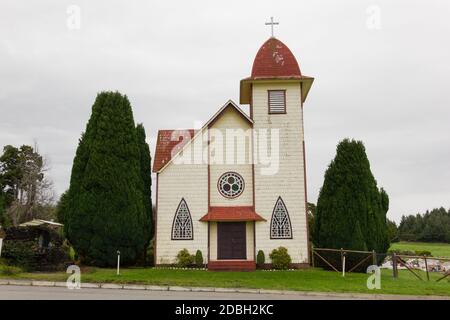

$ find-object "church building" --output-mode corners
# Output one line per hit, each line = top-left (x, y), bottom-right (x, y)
(153, 36), (314, 270)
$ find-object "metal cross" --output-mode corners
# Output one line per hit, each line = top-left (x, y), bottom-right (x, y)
(265, 17), (279, 37)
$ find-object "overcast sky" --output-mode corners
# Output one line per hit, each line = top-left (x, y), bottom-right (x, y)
(1, 0), (449, 222)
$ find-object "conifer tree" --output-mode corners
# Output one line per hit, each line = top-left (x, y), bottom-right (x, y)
(136, 123), (153, 246)
(65, 92), (147, 266)
(314, 139), (390, 254)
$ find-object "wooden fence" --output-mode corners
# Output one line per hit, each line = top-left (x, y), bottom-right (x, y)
(311, 246), (450, 282)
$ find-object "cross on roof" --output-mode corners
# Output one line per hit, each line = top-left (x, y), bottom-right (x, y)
(265, 17), (279, 38)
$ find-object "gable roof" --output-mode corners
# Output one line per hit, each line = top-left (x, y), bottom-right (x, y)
(153, 129), (196, 172)
(153, 100), (252, 173)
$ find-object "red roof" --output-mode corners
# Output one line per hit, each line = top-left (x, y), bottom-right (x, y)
(251, 37), (302, 79)
(200, 206), (265, 222)
(153, 129), (196, 172)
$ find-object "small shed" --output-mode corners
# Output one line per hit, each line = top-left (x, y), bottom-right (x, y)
(2, 219), (70, 271)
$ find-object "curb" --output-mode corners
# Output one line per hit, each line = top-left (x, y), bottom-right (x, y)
(1, 279), (449, 300)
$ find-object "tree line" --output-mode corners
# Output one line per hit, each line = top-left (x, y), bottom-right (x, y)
(396, 207), (450, 243)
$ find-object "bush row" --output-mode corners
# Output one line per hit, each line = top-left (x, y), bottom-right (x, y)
(176, 247), (293, 270)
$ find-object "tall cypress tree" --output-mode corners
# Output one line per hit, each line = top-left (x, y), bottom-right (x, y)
(65, 92), (147, 266)
(314, 139), (390, 254)
(136, 123), (153, 247)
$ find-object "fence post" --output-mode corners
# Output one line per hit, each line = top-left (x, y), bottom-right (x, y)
(340, 248), (345, 277)
(372, 250), (377, 266)
(311, 244), (315, 268)
(392, 253), (398, 279)
(424, 256), (430, 281)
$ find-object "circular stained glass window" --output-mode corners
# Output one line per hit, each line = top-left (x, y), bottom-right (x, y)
(218, 172), (245, 198)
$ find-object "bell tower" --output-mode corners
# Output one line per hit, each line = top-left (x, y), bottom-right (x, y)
(240, 36), (314, 266)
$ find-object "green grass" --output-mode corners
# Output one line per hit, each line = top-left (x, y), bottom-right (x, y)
(390, 242), (450, 257)
(1, 267), (449, 297)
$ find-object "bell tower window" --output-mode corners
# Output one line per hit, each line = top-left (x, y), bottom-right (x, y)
(268, 90), (286, 114)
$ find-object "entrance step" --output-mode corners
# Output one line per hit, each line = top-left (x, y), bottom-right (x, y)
(208, 260), (256, 271)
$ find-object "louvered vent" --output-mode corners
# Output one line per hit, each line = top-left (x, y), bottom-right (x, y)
(268, 90), (286, 114)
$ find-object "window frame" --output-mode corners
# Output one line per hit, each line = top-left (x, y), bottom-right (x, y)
(217, 171), (245, 199)
(268, 90), (287, 115)
(171, 198), (194, 240)
(270, 196), (293, 239)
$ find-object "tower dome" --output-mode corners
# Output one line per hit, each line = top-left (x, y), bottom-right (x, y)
(240, 37), (313, 105)
(251, 37), (302, 79)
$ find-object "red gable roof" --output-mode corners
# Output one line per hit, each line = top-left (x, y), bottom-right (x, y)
(200, 206), (265, 222)
(153, 129), (196, 172)
(251, 37), (302, 79)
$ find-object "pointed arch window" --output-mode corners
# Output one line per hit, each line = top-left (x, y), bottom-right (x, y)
(270, 197), (292, 239)
(171, 198), (193, 240)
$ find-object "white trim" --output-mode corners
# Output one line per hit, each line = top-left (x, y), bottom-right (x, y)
(156, 100), (253, 173)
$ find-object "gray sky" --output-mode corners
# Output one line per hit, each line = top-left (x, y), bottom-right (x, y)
(1, 0), (449, 223)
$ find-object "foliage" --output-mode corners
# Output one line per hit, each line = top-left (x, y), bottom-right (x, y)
(176, 249), (195, 267)
(256, 250), (265, 267)
(0, 193), (8, 227)
(56, 190), (68, 225)
(269, 247), (292, 270)
(387, 219), (398, 243)
(0, 264), (22, 276)
(65, 92), (150, 267)
(136, 124), (153, 247)
(0, 144), (55, 225)
(1, 240), (39, 271)
(398, 207), (450, 243)
(195, 250), (204, 267)
(307, 202), (316, 242)
(388, 249), (416, 256)
(144, 240), (154, 267)
(415, 250), (432, 257)
(1, 227), (70, 271)
(389, 242), (450, 258)
(314, 139), (390, 257)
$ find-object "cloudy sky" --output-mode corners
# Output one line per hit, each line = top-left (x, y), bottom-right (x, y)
(1, 0), (449, 222)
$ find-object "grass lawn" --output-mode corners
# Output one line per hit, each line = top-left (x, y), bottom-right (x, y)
(1, 267), (449, 297)
(390, 242), (450, 257)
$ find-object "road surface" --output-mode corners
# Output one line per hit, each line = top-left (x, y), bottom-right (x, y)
(0, 285), (350, 300)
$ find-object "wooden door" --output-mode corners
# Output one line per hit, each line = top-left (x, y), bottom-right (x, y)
(217, 222), (246, 260)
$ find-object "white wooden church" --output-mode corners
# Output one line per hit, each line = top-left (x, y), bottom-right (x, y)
(153, 34), (314, 270)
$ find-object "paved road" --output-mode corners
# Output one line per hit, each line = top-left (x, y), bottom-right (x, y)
(0, 285), (349, 300)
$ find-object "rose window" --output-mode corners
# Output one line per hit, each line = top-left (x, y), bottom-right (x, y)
(218, 172), (244, 199)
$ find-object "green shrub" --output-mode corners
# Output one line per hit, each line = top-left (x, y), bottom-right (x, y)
(0, 265), (22, 276)
(388, 249), (416, 256)
(256, 250), (265, 267)
(145, 241), (154, 267)
(269, 247), (291, 270)
(195, 250), (204, 267)
(176, 249), (195, 267)
(1, 240), (39, 271)
(415, 250), (432, 257)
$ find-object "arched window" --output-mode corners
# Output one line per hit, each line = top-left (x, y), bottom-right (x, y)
(171, 198), (193, 240)
(270, 197), (292, 239)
